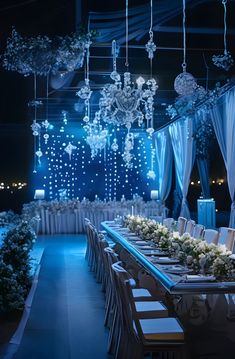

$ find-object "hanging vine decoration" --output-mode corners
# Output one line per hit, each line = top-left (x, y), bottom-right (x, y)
(193, 116), (215, 160)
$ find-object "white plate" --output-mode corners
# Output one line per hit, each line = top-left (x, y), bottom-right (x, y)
(164, 265), (192, 274)
(134, 241), (148, 245)
(153, 257), (180, 264)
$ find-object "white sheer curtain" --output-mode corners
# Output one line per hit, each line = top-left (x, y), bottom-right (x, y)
(169, 117), (195, 219)
(154, 128), (173, 203)
(210, 87), (235, 227)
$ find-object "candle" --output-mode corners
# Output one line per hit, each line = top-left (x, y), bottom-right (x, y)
(151, 190), (159, 200)
(131, 205), (134, 216)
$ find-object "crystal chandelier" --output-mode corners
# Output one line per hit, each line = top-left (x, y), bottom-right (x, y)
(76, 43), (108, 158)
(98, 54), (157, 131)
(83, 111), (108, 159)
(95, 0), (157, 168)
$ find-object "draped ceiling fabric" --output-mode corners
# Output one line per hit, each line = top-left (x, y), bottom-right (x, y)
(169, 117), (195, 219)
(88, 0), (226, 43)
(210, 87), (235, 228)
(154, 128), (173, 204)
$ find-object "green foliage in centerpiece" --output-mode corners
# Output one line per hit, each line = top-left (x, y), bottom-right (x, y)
(123, 215), (235, 278)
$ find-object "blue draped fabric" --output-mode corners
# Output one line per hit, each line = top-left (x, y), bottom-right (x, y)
(89, 0), (213, 43)
(169, 117), (195, 219)
(154, 128), (173, 204)
(210, 87), (235, 228)
(197, 158), (210, 199)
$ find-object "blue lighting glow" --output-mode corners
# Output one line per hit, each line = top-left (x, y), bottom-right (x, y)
(32, 123), (156, 201)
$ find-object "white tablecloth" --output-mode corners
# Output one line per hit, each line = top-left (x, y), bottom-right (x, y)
(34, 204), (164, 234)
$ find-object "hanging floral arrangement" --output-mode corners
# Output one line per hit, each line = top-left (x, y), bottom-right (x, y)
(54, 30), (92, 72)
(1, 27), (95, 77)
(2, 28), (54, 76)
(193, 117), (215, 159)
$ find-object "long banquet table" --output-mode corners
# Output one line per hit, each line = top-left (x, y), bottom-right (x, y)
(102, 221), (235, 295)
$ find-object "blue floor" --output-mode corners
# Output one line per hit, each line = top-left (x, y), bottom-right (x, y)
(12, 235), (111, 359)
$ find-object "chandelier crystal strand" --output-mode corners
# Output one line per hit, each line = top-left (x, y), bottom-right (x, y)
(212, 0), (234, 71)
(42, 73), (50, 145)
(31, 73), (42, 172)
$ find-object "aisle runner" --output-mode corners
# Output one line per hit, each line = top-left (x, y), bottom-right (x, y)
(3, 235), (111, 359)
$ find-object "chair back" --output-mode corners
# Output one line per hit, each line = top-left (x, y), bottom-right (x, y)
(184, 220), (196, 236)
(177, 217), (187, 235)
(218, 227), (235, 252)
(203, 229), (219, 245)
(192, 224), (204, 239)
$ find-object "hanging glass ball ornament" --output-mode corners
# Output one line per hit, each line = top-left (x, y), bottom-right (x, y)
(111, 138), (119, 152)
(110, 71), (121, 82)
(174, 71), (198, 96)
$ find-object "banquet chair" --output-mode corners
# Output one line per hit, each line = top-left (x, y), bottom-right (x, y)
(97, 236), (109, 287)
(218, 227), (235, 252)
(184, 220), (196, 236)
(112, 262), (185, 359)
(192, 223), (205, 239)
(203, 229), (219, 245)
(104, 251), (138, 355)
(163, 217), (175, 230)
(177, 217), (187, 235)
(84, 218), (91, 261)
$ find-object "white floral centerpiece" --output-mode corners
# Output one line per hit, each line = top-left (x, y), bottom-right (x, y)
(122, 215), (235, 279)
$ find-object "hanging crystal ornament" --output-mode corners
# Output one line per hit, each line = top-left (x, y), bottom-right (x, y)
(111, 138), (119, 152)
(212, 0), (234, 71)
(145, 0), (156, 60)
(62, 110), (68, 125)
(84, 111), (108, 158)
(76, 37), (108, 158)
(44, 74), (50, 144)
(31, 121), (41, 136)
(64, 142), (77, 160)
(147, 147), (156, 180)
(174, 0), (198, 96)
(122, 131), (134, 169)
(31, 73), (41, 173)
(76, 42), (93, 125)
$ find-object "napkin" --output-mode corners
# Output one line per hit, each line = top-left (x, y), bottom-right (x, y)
(185, 275), (216, 282)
